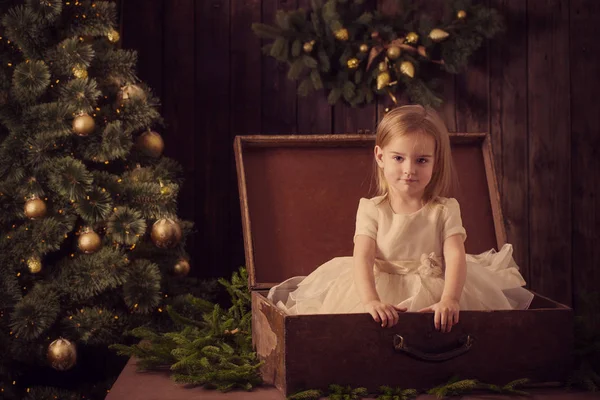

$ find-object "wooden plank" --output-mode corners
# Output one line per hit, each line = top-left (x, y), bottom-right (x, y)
(489, 0), (530, 286)
(297, 0), (332, 135)
(163, 0), (196, 273)
(121, 0), (164, 102)
(456, 0), (490, 133)
(569, 0), (600, 310)
(261, 0), (298, 135)
(527, 0), (571, 306)
(195, 0), (232, 278)
(227, 0), (263, 279)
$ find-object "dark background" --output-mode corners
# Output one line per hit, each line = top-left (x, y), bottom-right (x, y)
(119, 0), (599, 310)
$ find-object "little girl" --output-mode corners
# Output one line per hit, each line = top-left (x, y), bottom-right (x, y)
(267, 104), (534, 333)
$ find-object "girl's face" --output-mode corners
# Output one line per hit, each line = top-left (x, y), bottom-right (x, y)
(375, 131), (436, 198)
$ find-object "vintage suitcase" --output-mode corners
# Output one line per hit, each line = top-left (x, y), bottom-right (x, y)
(233, 133), (573, 397)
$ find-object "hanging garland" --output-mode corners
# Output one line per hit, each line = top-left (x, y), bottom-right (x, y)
(252, 0), (505, 108)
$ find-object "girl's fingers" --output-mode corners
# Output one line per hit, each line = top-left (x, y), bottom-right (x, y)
(440, 311), (447, 332)
(434, 310), (441, 331)
(369, 310), (380, 323)
(378, 309), (388, 327)
(385, 308), (395, 327)
(445, 313), (453, 333)
(385, 307), (397, 327)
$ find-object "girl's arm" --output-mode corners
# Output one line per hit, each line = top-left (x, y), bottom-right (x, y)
(441, 234), (467, 301)
(353, 235), (379, 304)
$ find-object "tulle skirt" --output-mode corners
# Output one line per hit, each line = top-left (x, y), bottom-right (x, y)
(267, 243), (534, 315)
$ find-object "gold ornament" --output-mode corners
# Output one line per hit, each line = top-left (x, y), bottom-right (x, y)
(72, 65), (88, 79)
(405, 32), (419, 44)
(418, 46), (428, 58)
(159, 181), (171, 195)
(378, 61), (388, 72)
(334, 28), (349, 41)
(47, 338), (77, 371)
(457, 10), (467, 19)
(107, 28), (120, 43)
(151, 218), (182, 249)
(117, 84), (147, 103)
(400, 61), (415, 78)
(27, 255), (42, 274)
(303, 40), (315, 53)
(24, 197), (47, 219)
(78, 228), (102, 254)
(173, 259), (191, 277)
(72, 113), (95, 136)
(359, 44), (369, 53)
(347, 58), (359, 69)
(429, 28), (450, 42)
(135, 130), (164, 158)
(376, 71), (391, 90)
(384, 107), (391, 113)
(386, 46), (401, 60)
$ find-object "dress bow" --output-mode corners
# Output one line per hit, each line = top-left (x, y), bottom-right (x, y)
(418, 252), (444, 277)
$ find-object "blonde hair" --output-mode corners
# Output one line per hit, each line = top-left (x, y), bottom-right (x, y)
(372, 104), (458, 204)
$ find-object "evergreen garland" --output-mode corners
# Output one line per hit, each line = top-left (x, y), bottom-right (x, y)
(111, 267), (264, 392)
(252, 0), (505, 108)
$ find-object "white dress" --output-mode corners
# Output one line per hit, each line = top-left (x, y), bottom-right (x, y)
(267, 196), (534, 314)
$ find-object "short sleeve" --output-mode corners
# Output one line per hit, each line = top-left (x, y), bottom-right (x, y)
(353, 198), (378, 242)
(442, 198), (467, 242)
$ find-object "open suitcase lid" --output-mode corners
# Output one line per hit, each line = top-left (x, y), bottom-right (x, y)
(234, 134), (506, 290)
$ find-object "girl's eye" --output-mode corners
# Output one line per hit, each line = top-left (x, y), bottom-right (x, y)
(417, 158), (428, 164)
(393, 156), (403, 161)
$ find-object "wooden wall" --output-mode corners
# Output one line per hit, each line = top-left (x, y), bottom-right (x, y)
(121, 0), (600, 309)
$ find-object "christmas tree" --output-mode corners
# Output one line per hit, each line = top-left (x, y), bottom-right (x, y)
(0, 1), (197, 398)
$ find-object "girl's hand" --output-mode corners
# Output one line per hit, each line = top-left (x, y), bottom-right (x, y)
(418, 298), (460, 333)
(364, 300), (407, 328)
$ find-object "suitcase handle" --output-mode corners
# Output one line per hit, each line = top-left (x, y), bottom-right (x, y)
(393, 334), (473, 362)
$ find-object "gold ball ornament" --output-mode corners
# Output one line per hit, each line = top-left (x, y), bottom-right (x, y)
(378, 61), (388, 72)
(173, 259), (191, 277)
(72, 113), (95, 136)
(384, 107), (391, 114)
(118, 84), (147, 103)
(400, 61), (415, 78)
(303, 40), (315, 53)
(457, 10), (467, 20)
(334, 28), (349, 41)
(405, 32), (419, 44)
(107, 28), (120, 43)
(386, 46), (401, 60)
(376, 71), (391, 90)
(27, 255), (42, 274)
(78, 229), (102, 254)
(135, 130), (164, 158)
(47, 338), (77, 371)
(429, 28), (450, 42)
(347, 58), (359, 69)
(24, 197), (47, 219)
(151, 218), (182, 249)
(72, 65), (88, 79)
(359, 44), (369, 53)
